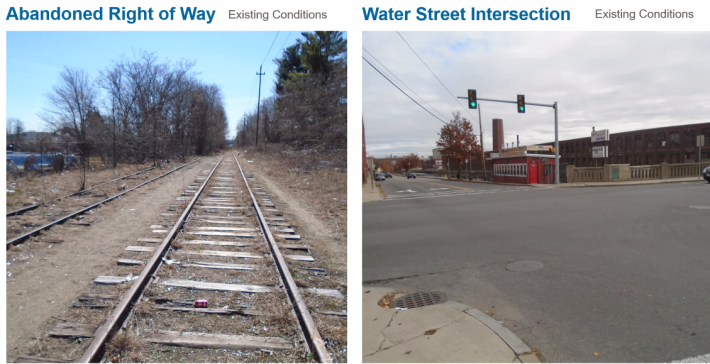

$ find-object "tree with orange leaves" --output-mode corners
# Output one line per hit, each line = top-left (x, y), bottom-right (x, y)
(436, 111), (481, 178)
(398, 153), (421, 174)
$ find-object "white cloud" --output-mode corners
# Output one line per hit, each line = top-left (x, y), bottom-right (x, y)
(363, 32), (710, 157)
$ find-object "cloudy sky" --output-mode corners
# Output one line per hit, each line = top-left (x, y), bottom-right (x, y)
(363, 32), (710, 158)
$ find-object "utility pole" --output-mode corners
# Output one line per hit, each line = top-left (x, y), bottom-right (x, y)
(255, 65), (265, 147)
(478, 104), (486, 181)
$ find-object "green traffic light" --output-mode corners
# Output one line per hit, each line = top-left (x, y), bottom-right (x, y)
(471, 102), (476, 107)
(520, 106), (524, 111)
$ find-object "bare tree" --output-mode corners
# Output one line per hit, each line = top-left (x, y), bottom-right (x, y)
(6, 118), (24, 145)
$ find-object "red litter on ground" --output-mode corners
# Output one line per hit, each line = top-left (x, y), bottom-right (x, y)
(195, 299), (208, 308)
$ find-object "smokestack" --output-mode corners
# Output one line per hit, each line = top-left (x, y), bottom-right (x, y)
(492, 119), (504, 153)
(517, 135), (519, 147)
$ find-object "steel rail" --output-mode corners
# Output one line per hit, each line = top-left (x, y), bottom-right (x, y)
(6, 160), (199, 248)
(78, 156), (222, 363)
(233, 152), (333, 363)
(6, 166), (157, 217)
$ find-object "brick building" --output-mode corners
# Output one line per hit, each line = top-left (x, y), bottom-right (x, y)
(544, 122), (710, 167)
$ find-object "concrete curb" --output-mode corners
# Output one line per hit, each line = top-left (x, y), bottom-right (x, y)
(444, 301), (533, 356)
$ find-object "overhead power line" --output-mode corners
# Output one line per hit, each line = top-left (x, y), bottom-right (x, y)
(363, 56), (447, 124)
(261, 31), (281, 66)
(396, 31), (479, 124)
(363, 47), (449, 121)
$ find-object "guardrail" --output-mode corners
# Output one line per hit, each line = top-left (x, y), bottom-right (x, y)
(670, 162), (710, 178)
(630, 165), (661, 180)
(573, 167), (604, 182)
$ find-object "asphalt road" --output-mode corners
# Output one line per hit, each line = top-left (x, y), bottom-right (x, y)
(364, 176), (710, 362)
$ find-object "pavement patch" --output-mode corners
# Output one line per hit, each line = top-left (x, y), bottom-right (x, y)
(506, 260), (545, 272)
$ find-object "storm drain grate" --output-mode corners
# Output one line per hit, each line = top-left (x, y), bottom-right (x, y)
(391, 292), (447, 309)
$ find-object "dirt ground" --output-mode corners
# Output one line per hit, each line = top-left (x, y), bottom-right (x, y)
(6, 163), (155, 210)
(5, 158), (211, 362)
(240, 152), (347, 269)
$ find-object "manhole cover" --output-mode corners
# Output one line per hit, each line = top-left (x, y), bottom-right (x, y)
(391, 292), (447, 309)
(506, 260), (544, 272)
(689, 205), (710, 210)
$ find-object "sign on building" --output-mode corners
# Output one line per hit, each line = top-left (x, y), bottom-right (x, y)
(592, 146), (608, 158)
(591, 129), (610, 142)
(526, 145), (553, 152)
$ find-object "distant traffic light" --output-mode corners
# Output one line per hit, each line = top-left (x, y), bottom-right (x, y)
(468, 89), (478, 109)
(517, 95), (525, 113)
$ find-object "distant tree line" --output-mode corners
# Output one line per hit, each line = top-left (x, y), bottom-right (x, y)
(236, 31), (347, 159)
(40, 50), (228, 168)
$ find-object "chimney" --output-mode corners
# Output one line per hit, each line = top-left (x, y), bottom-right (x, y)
(492, 119), (504, 153)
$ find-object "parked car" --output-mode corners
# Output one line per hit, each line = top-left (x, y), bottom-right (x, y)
(704, 166), (710, 183)
(385, 172), (393, 178)
(407, 173), (417, 179)
(375, 173), (386, 181)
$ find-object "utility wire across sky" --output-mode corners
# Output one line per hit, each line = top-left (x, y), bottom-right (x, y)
(363, 47), (449, 121)
(363, 56), (448, 124)
(396, 31), (480, 124)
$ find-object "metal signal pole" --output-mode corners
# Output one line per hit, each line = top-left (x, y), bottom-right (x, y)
(458, 95), (560, 184)
(478, 104), (486, 181)
(255, 65), (265, 147)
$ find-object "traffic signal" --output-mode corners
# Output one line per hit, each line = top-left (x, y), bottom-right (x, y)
(517, 95), (525, 113)
(468, 89), (478, 109)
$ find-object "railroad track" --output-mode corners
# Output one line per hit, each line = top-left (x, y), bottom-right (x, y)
(6, 160), (199, 248)
(14, 153), (344, 363)
(6, 166), (157, 217)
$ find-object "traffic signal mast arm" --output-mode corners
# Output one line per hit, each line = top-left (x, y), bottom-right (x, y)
(457, 96), (554, 107)
(456, 94), (560, 184)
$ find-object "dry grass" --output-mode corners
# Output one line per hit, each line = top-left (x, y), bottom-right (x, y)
(105, 332), (147, 363)
(243, 151), (347, 237)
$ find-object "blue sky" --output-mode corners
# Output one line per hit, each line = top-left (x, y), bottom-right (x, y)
(7, 31), (340, 138)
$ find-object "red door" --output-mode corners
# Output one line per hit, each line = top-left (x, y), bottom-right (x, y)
(529, 161), (538, 184)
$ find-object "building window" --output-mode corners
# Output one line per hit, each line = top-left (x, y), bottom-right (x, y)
(646, 153), (653, 165)
(617, 137), (623, 152)
(634, 135), (643, 151)
(657, 153), (666, 164)
(684, 129), (697, 147)
(670, 132), (681, 147)
(625, 136), (632, 150)
(565, 144), (570, 154)
(671, 152), (680, 164)
(634, 154), (641, 165)
(657, 133), (666, 148)
(702, 129), (710, 147)
(645, 134), (653, 149)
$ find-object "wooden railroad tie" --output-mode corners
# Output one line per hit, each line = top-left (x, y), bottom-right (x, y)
(144, 330), (294, 351)
(49, 322), (98, 338)
(159, 279), (271, 293)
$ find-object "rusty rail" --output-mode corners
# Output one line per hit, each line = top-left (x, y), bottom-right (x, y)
(6, 166), (157, 217)
(6, 160), (198, 247)
(77, 156), (221, 362)
(233, 152), (333, 363)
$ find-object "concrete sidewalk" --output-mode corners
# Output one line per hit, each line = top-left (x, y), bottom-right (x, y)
(363, 287), (540, 363)
(363, 182), (384, 203)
